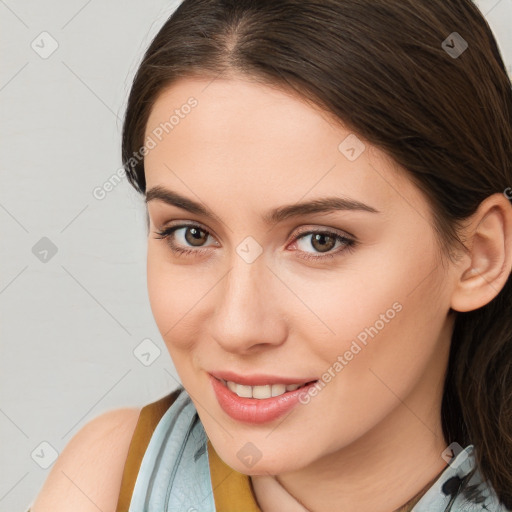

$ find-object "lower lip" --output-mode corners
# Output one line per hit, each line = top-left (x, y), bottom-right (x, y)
(209, 375), (318, 424)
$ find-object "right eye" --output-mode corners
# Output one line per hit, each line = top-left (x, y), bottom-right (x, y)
(153, 223), (219, 257)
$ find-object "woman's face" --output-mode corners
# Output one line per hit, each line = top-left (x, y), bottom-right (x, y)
(144, 76), (457, 475)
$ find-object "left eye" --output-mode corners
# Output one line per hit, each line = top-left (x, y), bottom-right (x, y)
(153, 224), (356, 261)
(291, 230), (356, 261)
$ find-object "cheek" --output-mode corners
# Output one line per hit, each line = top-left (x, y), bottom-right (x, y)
(146, 243), (215, 354)
(300, 237), (447, 383)
(146, 245), (189, 345)
(317, 282), (449, 454)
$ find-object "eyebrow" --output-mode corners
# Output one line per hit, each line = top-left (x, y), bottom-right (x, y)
(145, 185), (380, 224)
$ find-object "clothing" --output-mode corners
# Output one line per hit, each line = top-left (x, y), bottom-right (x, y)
(113, 386), (510, 512)
(117, 387), (258, 512)
(25, 386), (510, 512)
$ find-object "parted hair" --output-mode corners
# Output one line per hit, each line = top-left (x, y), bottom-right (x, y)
(121, 1), (512, 507)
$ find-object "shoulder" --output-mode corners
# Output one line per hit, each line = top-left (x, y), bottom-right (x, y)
(30, 406), (142, 512)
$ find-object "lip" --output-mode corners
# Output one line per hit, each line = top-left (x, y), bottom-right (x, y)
(209, 370), (318, 386)
(209, 373), (318, 424)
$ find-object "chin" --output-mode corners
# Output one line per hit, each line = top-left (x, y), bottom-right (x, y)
(230, 460), (292, 476)
(218, 445), (307, 476)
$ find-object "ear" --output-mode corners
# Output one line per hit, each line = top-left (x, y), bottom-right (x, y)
(450, 192), (512, 312)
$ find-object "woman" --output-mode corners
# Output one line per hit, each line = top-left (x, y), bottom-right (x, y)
(30, 0), (512, 511)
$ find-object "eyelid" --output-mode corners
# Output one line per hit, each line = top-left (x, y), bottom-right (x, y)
(291, 224), (355, 240)
(159, 220), (219, 243)
(153, 221), (357, 260)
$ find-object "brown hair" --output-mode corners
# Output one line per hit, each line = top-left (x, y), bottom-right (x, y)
(121, 0), (512, 507)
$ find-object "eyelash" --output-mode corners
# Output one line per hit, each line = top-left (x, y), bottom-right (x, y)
(153, 223), (357, 262)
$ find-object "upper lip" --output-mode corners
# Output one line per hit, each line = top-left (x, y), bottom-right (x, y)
(210, 371), (318, 386)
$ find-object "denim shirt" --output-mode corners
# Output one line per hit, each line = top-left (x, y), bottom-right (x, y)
(121, 388), (511, 512)
(28, 388), (507, 512)
(412, 443), (510, 511)
(120, 388), (511, 512)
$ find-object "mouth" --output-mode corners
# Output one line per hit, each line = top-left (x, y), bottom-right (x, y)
(208, 373), (320, 424)
(218, 378), (317, 399)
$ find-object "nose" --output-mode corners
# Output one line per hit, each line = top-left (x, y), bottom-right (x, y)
(209, 250), (287, 354)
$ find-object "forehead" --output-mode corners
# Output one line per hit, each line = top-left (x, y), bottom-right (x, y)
(145, 76), (343, 154)
(143, 76), (423, 216)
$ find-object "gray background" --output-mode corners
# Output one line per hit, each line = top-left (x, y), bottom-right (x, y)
(1, 1), (511, 511)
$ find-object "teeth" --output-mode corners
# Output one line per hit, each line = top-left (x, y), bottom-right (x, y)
(236, 384), (253, 398)
(222, 379), (309, 399)
(271, 384), (286, 397)
(253, 384), (272, 399)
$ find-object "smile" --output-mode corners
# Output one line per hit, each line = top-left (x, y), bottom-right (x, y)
(220, 379), (312, 399)
(209, 373), (320, 424)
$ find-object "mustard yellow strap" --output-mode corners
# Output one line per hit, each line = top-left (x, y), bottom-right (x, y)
(115, 388), (183, 512)
(207, 439), (262, 512)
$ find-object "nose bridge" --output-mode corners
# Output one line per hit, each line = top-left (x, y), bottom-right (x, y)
(227, 257), (264, 310)
(210, 244), (285, 352)
(221, 247), (269, 325)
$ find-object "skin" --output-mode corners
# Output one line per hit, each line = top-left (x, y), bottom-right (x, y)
(143, 75), (512, 512)
(31, 407), (141, 512)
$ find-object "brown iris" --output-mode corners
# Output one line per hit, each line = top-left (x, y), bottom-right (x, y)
(310, 233), (336, 253)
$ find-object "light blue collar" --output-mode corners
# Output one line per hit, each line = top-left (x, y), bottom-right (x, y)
(412, 442), (508, 511)
(128, 389), (215, 511)
(129, 388), (509, 512)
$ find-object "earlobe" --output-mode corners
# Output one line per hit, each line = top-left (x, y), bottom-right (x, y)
(450, 193), (512, 313)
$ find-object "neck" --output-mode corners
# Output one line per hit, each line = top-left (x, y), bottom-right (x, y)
(263, 463), (445, 512)
(391, 468), (446, 512)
